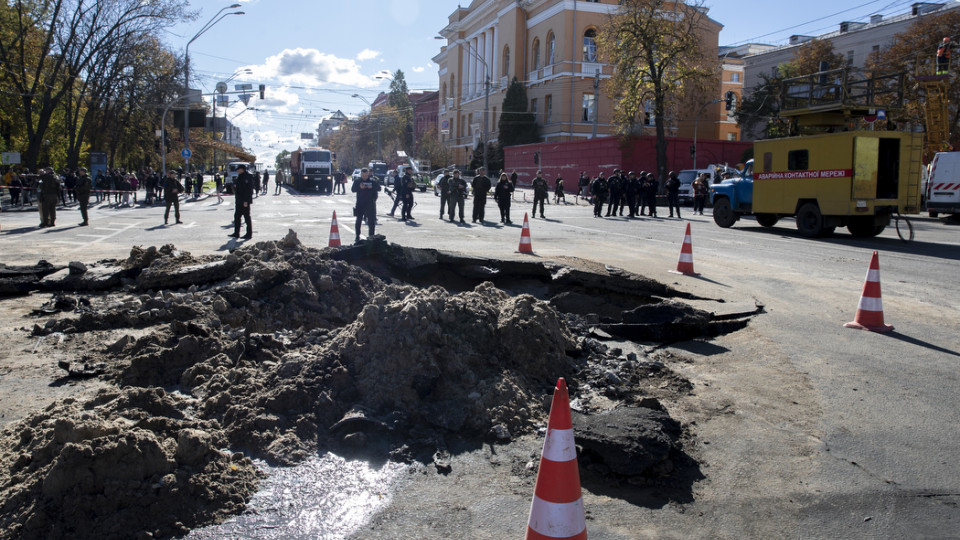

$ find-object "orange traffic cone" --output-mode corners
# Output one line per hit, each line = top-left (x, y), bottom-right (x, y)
(328, 211), (341, 247)
(518, 212), (534, 254)
(844, 251), (893, 333)
(670, 223), (699, 276)
(526, 378), (586, 540)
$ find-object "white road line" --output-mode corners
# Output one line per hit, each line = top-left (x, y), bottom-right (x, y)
(66, 222), (138, 254)
(77, 234), (108, 239)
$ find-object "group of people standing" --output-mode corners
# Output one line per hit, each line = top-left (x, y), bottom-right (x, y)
(583, 169), (690, 219)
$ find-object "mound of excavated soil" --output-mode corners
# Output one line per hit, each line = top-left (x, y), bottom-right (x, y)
(0, 232), (757, 538)
(0, 387), (261, 540)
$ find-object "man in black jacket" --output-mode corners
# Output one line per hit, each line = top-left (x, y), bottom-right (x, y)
(471, 167), (491, 223)
(352, 168), (381, 241)
(163, 170), (184, 224)
(229, 164), (254, 239)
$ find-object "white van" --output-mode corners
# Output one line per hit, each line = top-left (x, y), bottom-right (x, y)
(925, 152), (960, 217)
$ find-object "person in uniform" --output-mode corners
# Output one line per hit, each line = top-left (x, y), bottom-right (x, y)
(937, 37), (951, 75)
(400, 166), (416, 221)
(448, 170), (468, 223)
(471, 167), (491, 223)
(38, 168), (61, 227)
(643, 172), (659, 217)
(531, 170), (549, 218)
(494, 172), (515, 224)
(75, 168), (92, 226)
(163, 170), (184, 225)
(352, 167), (381, 241)
(437, 169), (452, 219)
(693, 173), (709, 215)
(229, 164), (254, 238)
(665, 170), (682, 219)
(605, 169), (622, 217)
(591, 173), (608, 218)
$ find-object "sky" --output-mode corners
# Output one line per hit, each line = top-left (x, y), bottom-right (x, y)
(163, 0), (929, 165)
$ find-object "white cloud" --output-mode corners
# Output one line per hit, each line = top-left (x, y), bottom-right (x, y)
(357, 49), (381, 61)
(243, 48), (379, 88)
(412, 66), (425, 73)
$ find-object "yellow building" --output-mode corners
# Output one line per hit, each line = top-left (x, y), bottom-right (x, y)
(434, 0), (727, 162)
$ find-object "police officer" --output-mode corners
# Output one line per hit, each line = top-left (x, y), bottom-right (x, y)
(554, 175), (566, 205)
(643, 172), (659, 217)
(437, 169), (452, 219)
(38, 168), (61, 227)
(388, 171), (405, 217)
(448, 170), (468, 223)
(494, 172), (515, 224)
(229, 164), (253, 238)
(591, 173), (608, 218)
(75, 167), (92, 226)
(471, 167), (491, 223)
(665, 170), (682, 218)
(400, 166), (416, 221)
(352, 167), (381, 241)
(531, 170), (549, 218)
(624, 171), (641, 218)
(163, 170), (184, 224)
(606, 169), (622, 217)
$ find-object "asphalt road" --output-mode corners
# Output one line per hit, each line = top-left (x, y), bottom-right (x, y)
(3, 186), (959, 537)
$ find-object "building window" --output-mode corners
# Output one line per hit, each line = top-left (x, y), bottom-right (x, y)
(492, 107), (497, 129)
(533, 38), (541, 70)
(731, 72), (740, 82)
(583, 29), (598, 62)
(582, 94), (596, 122)
(643, 100), (655, 125)
(531, 98), (538, 115)
(545, 95), (553, 123)
(846, 50), (855, 65)
(503, 46), (510, 78)
(547, 32), (556, 65)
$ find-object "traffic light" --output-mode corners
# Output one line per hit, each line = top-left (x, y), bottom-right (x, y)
(690, 145), (695, 159)
(724, 91), (734, 111)
(259, 84), (265, 100)
(533, 151), (540, 164)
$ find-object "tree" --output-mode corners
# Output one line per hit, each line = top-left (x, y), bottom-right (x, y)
(416, 127), (452, 169)
(737, 39), (846, 140)
(598, 0), (715, 181)
(498, 77), (538, 147)
(469, 141), (502, 172)
(868, 10), (960, 148)
(0, 0), (192, 168)
(388, 69), (413, 150)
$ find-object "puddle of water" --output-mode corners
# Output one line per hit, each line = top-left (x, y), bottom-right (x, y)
(188, 452), (405, 540)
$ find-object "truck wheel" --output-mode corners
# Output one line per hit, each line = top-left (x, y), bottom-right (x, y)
(713, 197), (737, 228)
(756, 214), (779, 227)
(847, 217), (880, 237)
(929, 211), (939, 218)
(796, 203), (824, 237)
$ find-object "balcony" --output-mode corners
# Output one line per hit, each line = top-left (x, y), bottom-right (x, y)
(581, 62), (601, 76)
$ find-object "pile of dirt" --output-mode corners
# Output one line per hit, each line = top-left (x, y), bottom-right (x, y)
(0, 387), (261, 540)
(0, 233), (759, 537)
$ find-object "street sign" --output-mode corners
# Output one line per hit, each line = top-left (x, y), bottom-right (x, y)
(239, 93), (251, 106)
(300, 133), (314, 140)
(441, 120), (450, 131)
(181, 148), (192, 159)
(2, 152), (21, 165)
(186, 88), (202, 104)
(877, 109), (887, 121)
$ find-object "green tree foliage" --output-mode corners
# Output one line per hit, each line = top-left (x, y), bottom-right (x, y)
(597, 0), (715, 181)
(388, 69), (414, 150)
(469, 141), (503, 172)
(498, 77), (538, 148)
(416, 127), (453, 170)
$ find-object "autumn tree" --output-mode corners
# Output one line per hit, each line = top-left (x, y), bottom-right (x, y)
(597, 0), (715, 181)
(498, 77), (538, 147)
(737, 39), (846, 140)
(0, 0), (192, 168)
(416, 127), (453, 169)
(387, 69), (414, 151)
(868, 10), (960, 148)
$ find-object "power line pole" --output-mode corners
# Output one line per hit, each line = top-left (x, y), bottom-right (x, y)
(483, 75), (490, 172)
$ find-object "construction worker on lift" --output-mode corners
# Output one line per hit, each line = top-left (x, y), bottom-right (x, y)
(937, 37), (951, 75)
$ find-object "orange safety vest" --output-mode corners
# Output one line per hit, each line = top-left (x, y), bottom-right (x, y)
(938, 43), (951, 59)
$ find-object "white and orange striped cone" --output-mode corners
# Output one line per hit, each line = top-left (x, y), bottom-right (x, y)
(525, 378), (586, 540)
(328, 211), (341, 247)
(844, 251), (893, 333)
(669, 223), (699, 276)
(518, 212), (534, 254)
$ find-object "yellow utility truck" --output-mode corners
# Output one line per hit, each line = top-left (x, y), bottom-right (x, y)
(711, 68), (923, 237)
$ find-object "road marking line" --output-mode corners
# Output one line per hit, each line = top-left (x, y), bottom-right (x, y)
(77, 234), (107, 238)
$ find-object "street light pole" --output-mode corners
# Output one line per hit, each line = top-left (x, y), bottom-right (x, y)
(693, 98), (723, 169)
(183, 4), (243, 174)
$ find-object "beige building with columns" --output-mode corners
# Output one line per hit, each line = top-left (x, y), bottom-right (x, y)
(433, 0), (726, 163)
